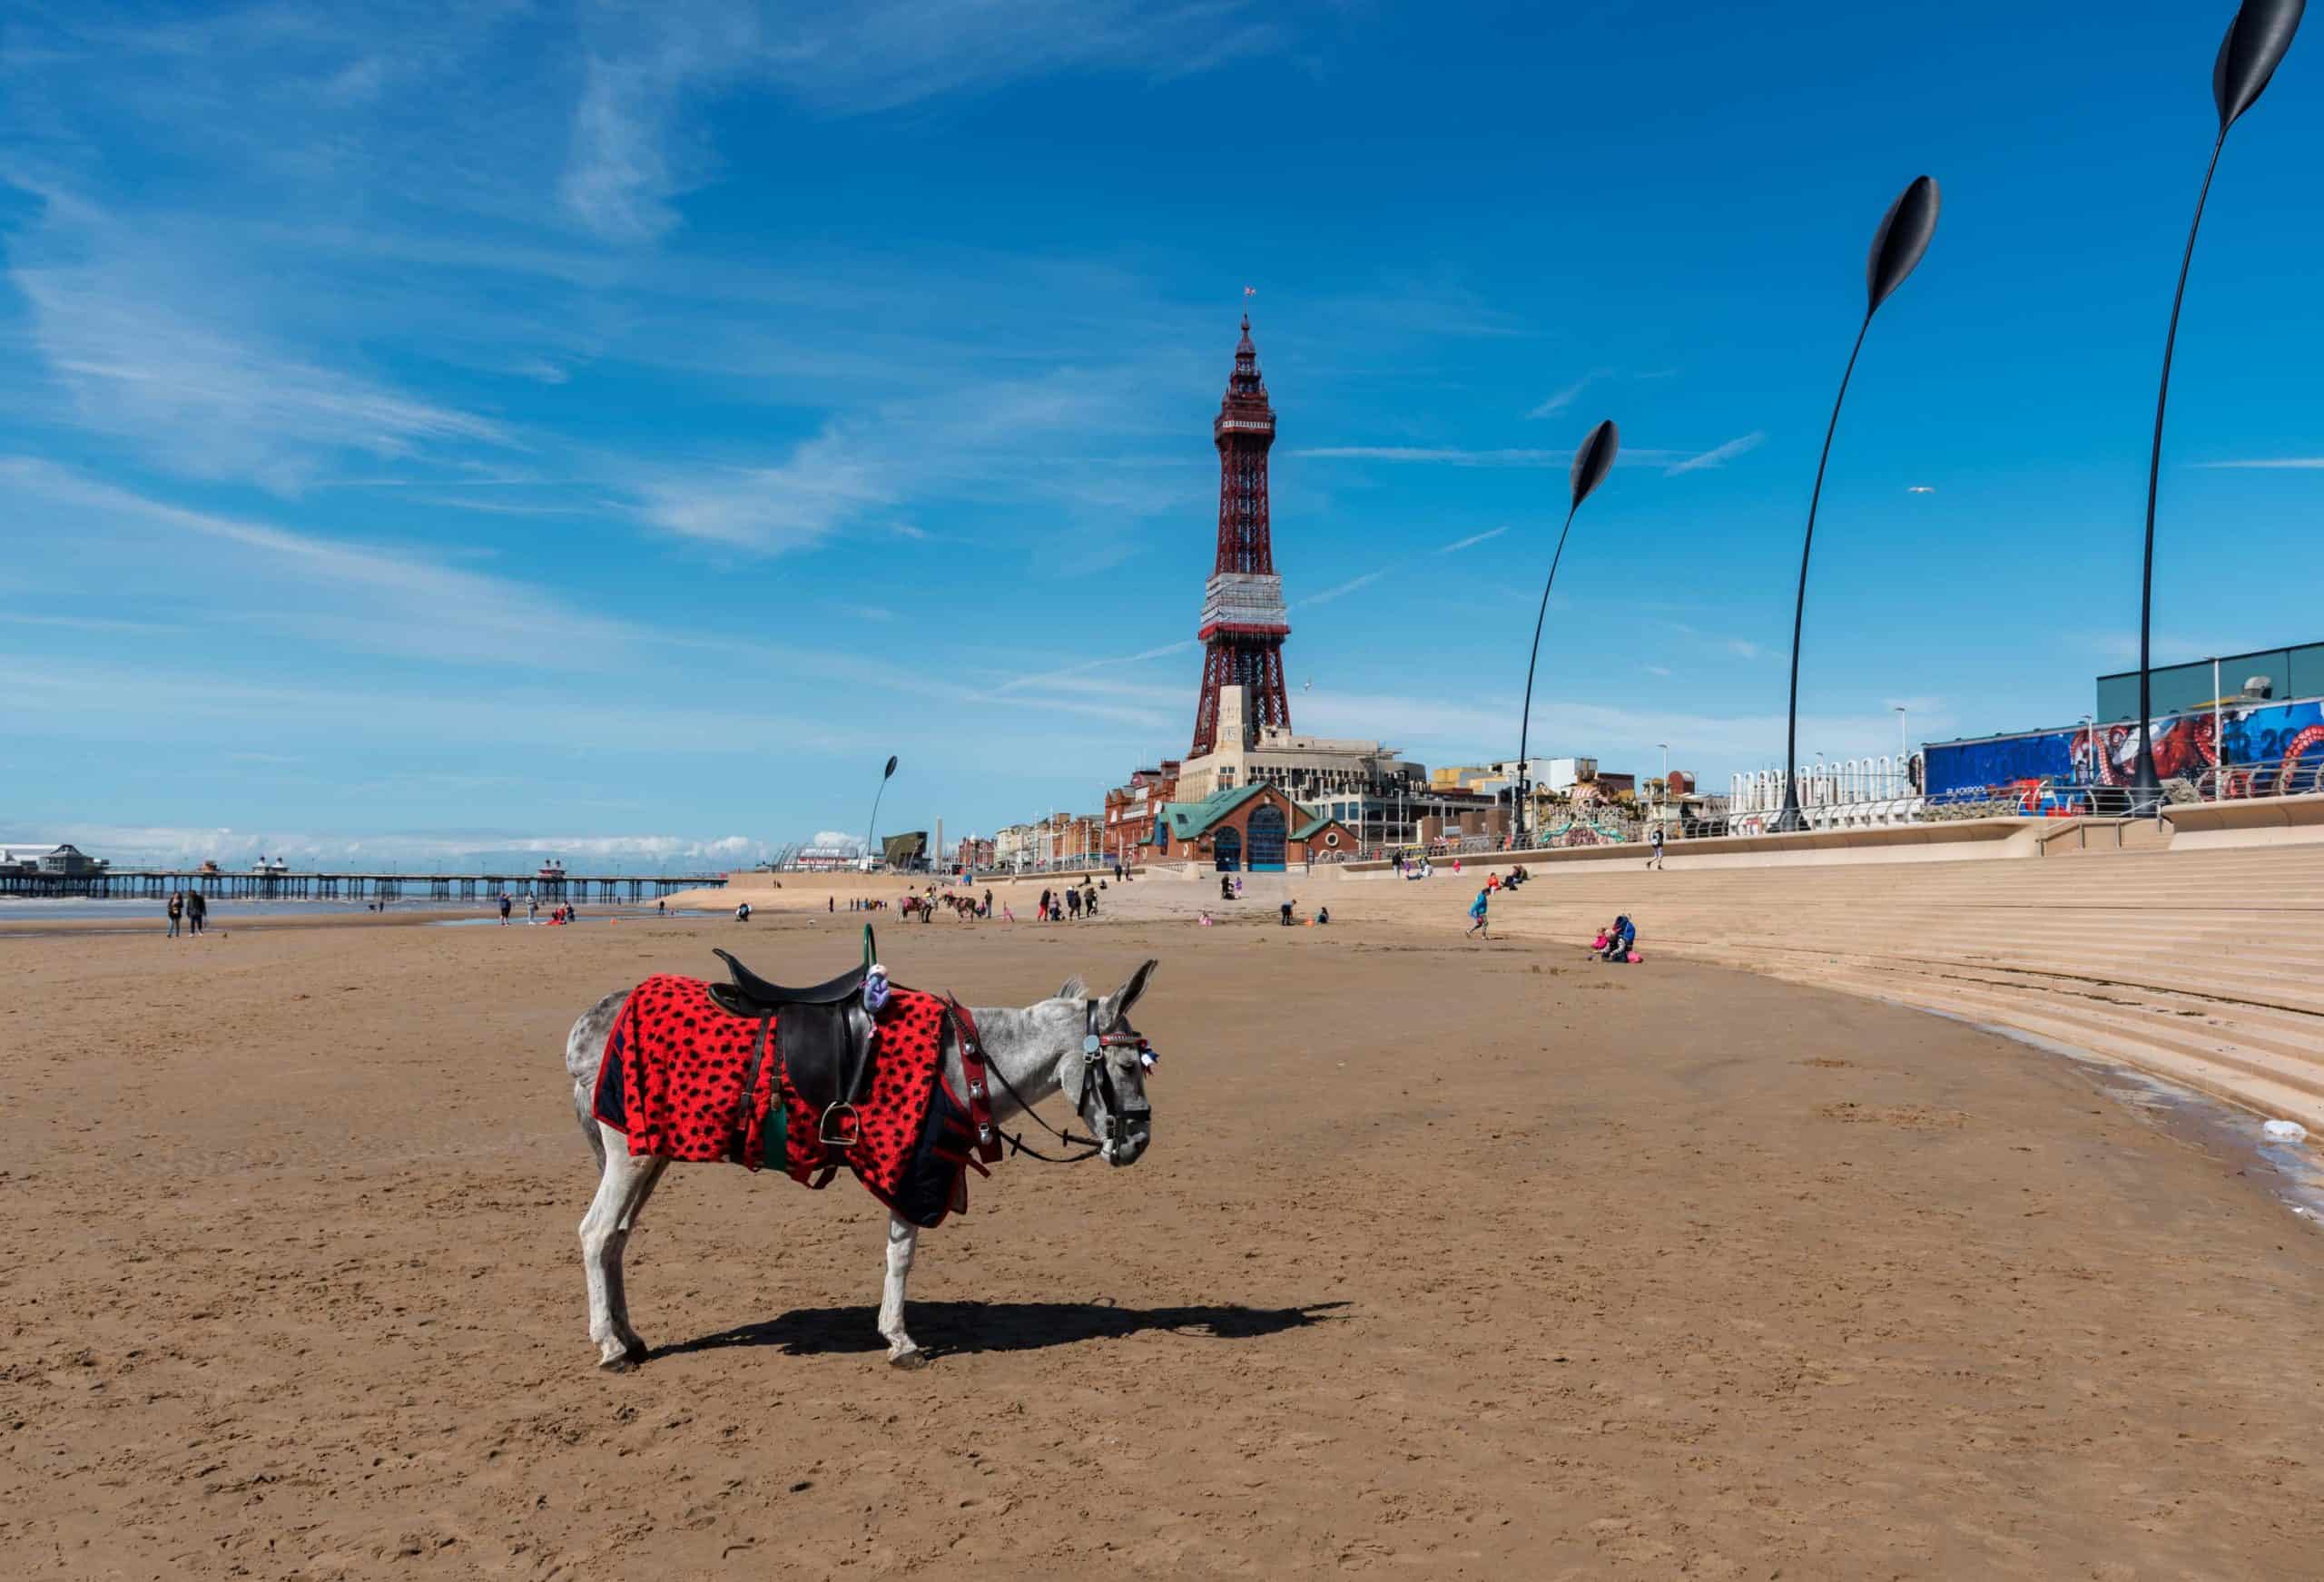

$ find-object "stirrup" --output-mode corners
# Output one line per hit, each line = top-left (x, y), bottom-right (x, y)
(819, 1102), (862, 1149)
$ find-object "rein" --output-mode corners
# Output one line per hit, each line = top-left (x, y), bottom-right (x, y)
(975, 998), (1151, 1166)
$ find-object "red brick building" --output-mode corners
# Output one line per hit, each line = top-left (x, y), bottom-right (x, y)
(1103, 761), (1180, 864)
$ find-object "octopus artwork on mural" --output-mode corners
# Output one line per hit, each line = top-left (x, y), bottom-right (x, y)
(2073, 703), (2324, 797)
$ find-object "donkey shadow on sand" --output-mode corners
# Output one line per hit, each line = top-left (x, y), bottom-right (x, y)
(662, 1298), (1351, 1363)
(566, 948), (1338, 1369)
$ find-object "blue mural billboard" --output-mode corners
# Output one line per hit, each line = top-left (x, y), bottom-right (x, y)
(1923, 726), (2076, 798)
(1925, 696), (2324, 801)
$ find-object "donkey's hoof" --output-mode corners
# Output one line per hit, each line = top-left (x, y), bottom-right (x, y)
(888, 1346), (931, 1370)
(598, 1354), (637, 1374)
(623, 1337), (650, 1365)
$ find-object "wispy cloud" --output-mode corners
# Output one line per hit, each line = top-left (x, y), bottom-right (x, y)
(1436, 526), (1510, 555)
(628, 432), (891, 552)
(558, 0), (1295, 241)
(1283, 525), (1514, 616)
(993, 640), (1196, 695)
(2192, 457), (2324, 469)
(1663, 430), (1766, 475)
(2078, 632), (2242, 667)
(1, 458), (635, 664)
(5, 181), (517, 492)
(0, 612), (183, 635)
(1658, 620), (1766, 663)
(561, 5), (762, 242)
(1294, 443), (1702, 469)
(1300, 568), (1391, 608)
(1293, 446), (1567, 467)
(1526, 371), (1604, 419)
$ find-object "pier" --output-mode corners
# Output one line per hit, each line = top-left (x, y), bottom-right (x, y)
(0, 870), (730, 903)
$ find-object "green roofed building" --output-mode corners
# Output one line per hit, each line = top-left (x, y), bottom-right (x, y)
(881, 830), (928, 870)
(1145, 783), (1354, 873)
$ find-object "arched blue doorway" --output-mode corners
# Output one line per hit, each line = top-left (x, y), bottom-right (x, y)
(1246, 804), (1287, 871)
(1213, 827), (1242, 871)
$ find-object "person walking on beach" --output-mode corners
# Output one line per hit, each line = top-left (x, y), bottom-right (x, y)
(498, 892), (512, 925)
(186, 889), (207, 935)
(1067, 886), (1082, 920)
(1464, 886), (1491, 939)
(166, 891), (183, 938)
(983, 888), (993, 919)
(1648, 823), (1665, 870)
(527, 896), (538, 926)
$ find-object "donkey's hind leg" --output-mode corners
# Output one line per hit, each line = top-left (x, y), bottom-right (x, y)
(580, 1132), (668, 1371)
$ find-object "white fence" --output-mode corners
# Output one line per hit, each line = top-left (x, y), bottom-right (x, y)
(1728, 757), (1924, 834)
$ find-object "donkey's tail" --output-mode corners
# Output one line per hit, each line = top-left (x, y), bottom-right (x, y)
(575, 1079), (608, 1171)
(566, 987), (632, 1173)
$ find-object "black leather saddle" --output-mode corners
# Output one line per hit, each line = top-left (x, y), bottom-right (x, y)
(710, 929), (881, 1148)
(713, 948), (868, 1009)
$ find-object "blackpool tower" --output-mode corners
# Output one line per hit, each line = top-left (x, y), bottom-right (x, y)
(1188, 315), (1292, 758)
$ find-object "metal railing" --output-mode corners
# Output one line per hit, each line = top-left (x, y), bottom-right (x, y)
(2188, 757), (2324, 801)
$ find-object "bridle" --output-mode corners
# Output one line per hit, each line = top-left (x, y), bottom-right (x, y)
(980, 999), (1156, 1165)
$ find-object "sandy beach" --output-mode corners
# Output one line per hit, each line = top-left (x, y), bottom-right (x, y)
(5, 906), (2321, 1578)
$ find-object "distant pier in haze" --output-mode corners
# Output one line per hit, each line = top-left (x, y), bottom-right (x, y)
(0, 868), (729, 903)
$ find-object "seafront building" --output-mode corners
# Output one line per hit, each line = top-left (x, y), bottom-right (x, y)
(2, 842), (109, 876)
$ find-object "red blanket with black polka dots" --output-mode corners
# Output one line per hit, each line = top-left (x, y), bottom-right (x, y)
(589, 974), (984, 1227)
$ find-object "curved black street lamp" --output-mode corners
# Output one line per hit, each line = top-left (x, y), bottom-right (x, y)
(1513, 420), (1619, 850)
(864, 753), (898, 869)
(1777, 175), (1940, 833)
(2129, 0), (2304, 814)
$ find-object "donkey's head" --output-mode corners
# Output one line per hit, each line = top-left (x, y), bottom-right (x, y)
(1052, 958), (1159, 1166)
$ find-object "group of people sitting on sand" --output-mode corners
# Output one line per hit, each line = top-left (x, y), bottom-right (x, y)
(1592, 915), (1640, 963)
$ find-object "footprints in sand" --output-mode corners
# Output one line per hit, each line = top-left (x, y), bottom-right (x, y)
(1812, 1101), (1970, 1130)
(1799, 1059), (1971, 1129)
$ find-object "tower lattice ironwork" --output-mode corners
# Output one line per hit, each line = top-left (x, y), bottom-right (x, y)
(1189, 315), (1291, 758)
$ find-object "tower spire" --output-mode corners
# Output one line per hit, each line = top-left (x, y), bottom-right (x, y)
(1190, 315), (1291, 757)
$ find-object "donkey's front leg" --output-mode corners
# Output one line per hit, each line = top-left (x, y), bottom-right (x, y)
(878, 1214), (930, 1368)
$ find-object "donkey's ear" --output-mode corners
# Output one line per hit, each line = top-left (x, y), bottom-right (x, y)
(1058, 974), (1088, 1002)
(1101, 958), (1158, 1025)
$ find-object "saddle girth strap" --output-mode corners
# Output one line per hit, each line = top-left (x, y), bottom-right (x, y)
(948, 997), (1003, 1166)
(728, 1014), (774, 1162)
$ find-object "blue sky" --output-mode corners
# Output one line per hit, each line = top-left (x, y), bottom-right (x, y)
(8, 0), (2324, 868)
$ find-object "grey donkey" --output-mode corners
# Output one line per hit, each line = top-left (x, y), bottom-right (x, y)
(563, 959), (1158, 1370)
